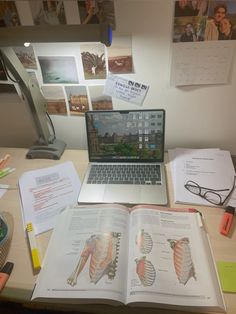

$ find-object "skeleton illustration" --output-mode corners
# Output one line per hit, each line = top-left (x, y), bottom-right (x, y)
(135, 256), (156, 286)
(67, 232), (121, 286)
(168, 237), (196, 285)
(135, 229), (153, 254)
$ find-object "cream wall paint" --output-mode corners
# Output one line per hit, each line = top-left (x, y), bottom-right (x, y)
(1, 0), (236, 154)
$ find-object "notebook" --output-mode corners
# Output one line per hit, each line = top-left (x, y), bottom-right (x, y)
(78, 109), (167, 205)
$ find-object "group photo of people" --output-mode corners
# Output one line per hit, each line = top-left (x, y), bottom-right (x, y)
(173, 0), (236, 42)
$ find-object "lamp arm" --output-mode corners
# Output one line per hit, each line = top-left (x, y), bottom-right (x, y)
(0, 23), (112, 159)
(0, 23), (112, 47)
(0, 47), (52, 145)
(0, 47), (66, 159)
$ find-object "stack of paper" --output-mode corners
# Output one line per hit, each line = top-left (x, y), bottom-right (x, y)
(168, 148), (236, 207)
(19, 161), (81, 235)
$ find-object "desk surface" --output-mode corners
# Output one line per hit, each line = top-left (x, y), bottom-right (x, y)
(0, 147), (235, 314)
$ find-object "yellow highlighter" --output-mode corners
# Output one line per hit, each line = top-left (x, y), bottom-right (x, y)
(26, 222), (41, 272)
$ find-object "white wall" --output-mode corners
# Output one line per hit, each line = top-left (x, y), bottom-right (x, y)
(1, 0), (236, 154)
(112, 0), (236, 154)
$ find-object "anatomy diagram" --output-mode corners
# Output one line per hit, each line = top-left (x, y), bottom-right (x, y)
(135, 256), (156, 286)
(135, 229), (155, 286)
(135, 229), (153, 254)
(67, 232), (121, 286)
(168, 237), (196, 285)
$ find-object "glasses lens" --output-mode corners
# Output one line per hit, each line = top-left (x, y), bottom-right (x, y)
(204, 191), (221, 205)
(185, 181), (200, 195)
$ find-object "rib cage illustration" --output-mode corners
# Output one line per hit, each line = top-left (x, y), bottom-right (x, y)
(135, 256), (156, 286)
(67, 232), (121, 286)
(168, 237), (196, 285)
(136, 229), (153, 254)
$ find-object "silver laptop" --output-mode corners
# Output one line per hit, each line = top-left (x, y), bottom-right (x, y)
(78, 109), (167, 205)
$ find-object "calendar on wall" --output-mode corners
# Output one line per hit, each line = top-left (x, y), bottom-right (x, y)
(171, 0), (236, 86)
(171, 41), (235, 86)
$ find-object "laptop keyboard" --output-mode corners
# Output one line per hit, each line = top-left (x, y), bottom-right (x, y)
(87, 164), (161, 185)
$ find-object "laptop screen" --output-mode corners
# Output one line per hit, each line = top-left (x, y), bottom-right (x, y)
(85, 109), (165, 162)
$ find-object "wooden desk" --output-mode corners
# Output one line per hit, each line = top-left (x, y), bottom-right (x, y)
(0, 147), (235, 314)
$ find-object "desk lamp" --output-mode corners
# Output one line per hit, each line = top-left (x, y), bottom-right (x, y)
(0, 23), (112, 159)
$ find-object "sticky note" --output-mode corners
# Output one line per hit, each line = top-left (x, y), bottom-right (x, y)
(217, 261), (236, 293)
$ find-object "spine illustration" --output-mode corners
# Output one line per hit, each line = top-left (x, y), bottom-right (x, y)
(67, 232), (121, 286)
(168, 237), (196, 285)
(135, 256), (156, 286)
(136, 229), (153, 254)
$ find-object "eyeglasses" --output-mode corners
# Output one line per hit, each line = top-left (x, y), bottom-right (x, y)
(184, 176), (236, 206)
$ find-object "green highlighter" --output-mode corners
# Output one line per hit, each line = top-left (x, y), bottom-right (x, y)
(0, 168), (15, 178)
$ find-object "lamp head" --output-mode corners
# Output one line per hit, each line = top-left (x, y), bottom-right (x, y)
(0, 23), (112, 47)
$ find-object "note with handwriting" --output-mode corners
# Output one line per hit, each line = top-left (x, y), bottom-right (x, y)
(104, 74), (149, 105)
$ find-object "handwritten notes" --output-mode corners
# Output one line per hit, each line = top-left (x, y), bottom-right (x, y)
(104, 74), (149, 105)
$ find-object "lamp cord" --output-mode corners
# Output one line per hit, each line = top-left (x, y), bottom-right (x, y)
(46, 111), (56, 139)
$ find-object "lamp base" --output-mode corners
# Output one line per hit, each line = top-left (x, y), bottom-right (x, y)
(26, 139), (66, 160)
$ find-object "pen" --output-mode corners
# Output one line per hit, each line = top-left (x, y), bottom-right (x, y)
(0, 262), (14, 292)
(220, 206), (235, 236)
(26, 222), (41, 271)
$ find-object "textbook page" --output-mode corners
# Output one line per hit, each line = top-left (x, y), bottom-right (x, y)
(126, 207), (225, 312)
(32, 204), (130, 304)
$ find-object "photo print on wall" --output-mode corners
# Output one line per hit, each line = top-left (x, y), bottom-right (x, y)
(77, 0), (116, 29)
(29, 1), (66, 25)
(0, 1), (21, 26)
(107, 36), (133, 74)
(38, 56), (79, 84)
(41, 85), (67, 115)
(65, 85), (89, 115)
(13, 46), (37, 70)
(88, 85), (113, 110)
(173, 0), (236, 42)
(80, 43), (107, 80)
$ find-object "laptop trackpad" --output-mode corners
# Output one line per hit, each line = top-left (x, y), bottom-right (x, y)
(103, 185), (141, 203)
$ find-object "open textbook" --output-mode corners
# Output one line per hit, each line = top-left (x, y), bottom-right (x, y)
(32, 204), (226, 313)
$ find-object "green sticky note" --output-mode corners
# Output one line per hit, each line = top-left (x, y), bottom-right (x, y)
(217, 261), (236, 293)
